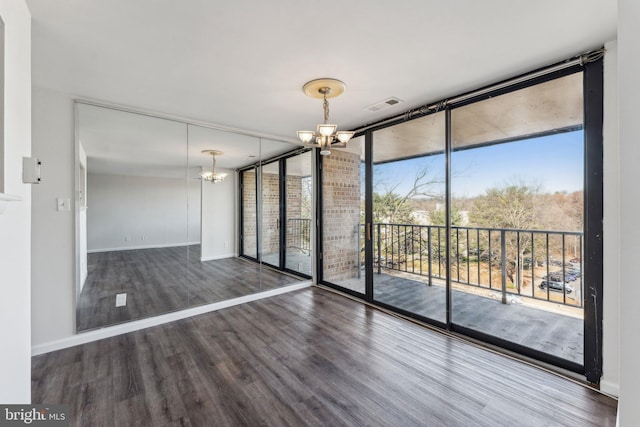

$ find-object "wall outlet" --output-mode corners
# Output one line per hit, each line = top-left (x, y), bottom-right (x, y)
(141, 235), (146, 241)
(115, 293), (127, 307)
(124, 236), (130, 242)
(224, 240), (229, 248)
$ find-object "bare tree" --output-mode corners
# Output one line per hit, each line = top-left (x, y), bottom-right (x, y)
(470, 180), (541, 289)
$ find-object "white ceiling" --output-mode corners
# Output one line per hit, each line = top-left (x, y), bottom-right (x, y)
(27, 0), (617, 143)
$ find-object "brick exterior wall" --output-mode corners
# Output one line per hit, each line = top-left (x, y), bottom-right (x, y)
(244, 170), (306, 257)
(322, 150), (362, 282)
(286, 175), (303, 249)
(242, 170), (257, 256)
(261, 172), (280, 254)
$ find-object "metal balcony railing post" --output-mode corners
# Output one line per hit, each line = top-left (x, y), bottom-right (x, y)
(377, 223), (381, 275)
(357, 224), (361, 279)
(501, 229), (507, 304)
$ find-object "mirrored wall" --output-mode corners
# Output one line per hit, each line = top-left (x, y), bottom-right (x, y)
(75, 102), (307, 331)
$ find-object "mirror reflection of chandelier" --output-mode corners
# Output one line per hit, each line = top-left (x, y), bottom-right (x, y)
(296, 78), (354, 156)
(200, 150), (228, 183)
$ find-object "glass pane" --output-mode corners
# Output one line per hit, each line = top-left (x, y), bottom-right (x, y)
(322, 136), (365, 294)
(285, 151), (313, 275)
(372, 112), (447, 323)
(450, 72), (584, 365)
(261, 160), (280, 267)
(241, 168), (258, 259)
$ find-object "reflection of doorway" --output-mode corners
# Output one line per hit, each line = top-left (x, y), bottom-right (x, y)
(239, 150), (313, 278)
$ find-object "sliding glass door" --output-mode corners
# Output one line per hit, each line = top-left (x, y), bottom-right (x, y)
(449, 71), (586, 370)
(320, 59), (603, 381)
(240, 168), (258, 260)
(285, 151), (313, 275)
(371, 113), (447, 324)
(240, 149), (313, 278)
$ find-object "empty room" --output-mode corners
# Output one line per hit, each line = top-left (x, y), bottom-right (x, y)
(2, 0), (640, 426)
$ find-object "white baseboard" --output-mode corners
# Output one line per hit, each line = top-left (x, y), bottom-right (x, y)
(31, 281), (312, 356)
(200, 253), (235, 262)
(88, 241), (201, 253)
(600, 379), (620, 398)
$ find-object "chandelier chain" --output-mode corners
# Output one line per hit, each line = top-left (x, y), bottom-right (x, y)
(323, 93), (329, 124)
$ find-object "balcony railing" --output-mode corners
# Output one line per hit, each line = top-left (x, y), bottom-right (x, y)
(288, 218), (311, 253)
(366, 223), (584, 308)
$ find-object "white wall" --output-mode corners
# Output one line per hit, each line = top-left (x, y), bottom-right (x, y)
(201, 169), (236, 261)
(617, 0), (640, 424)
(87, 173), (200, 252)
(31, 87), (76, 347)
(0, 0), (31, 403)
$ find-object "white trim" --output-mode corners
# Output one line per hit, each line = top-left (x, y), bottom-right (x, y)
(31, 281), (312, 356)
(200, 253), (235, 262)
(0, 193), (22, 215)
(87, 241), (201, 253)
(600, 379), (620, 398)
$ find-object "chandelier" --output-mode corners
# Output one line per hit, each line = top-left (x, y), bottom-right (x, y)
(296, 78), (354, 155)
(200, 150), (228, 183)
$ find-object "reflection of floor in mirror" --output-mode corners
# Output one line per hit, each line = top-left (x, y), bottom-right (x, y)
(76, 245), (304, 331)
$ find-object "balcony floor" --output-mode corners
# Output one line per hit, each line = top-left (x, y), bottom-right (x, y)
(333, 270), (583, 365)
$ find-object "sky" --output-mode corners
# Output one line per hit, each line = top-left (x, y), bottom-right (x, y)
(371, 130), (584, 199)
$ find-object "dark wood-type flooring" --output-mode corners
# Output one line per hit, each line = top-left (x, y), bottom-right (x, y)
(34, 287), (616, 427)
(77, 245), (302, 331)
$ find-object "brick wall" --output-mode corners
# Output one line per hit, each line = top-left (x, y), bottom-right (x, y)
(322, 150), (362, 281)
(245, 170), (305, 257)
(242, 170), (257, 256)
(261, 172), (280, 254)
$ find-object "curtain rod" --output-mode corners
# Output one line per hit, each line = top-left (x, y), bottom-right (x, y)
(351, 48), (605, 134)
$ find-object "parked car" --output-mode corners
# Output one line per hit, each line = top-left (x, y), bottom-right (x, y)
(539, 281), (574, 293)
(543, 272), (577, 282)
(570, 258), (581, 263)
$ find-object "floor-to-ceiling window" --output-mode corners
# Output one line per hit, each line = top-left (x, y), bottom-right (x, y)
(449, 71), (586, 369)
(319, 54), (603, 382)
(371, 113), (447, 324)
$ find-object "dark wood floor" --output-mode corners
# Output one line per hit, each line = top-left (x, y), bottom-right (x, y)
(77, 245), (302, 331)
(34, 287), (616, 427)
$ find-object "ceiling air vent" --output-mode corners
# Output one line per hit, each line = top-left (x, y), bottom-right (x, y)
(365, 97), (404, 112)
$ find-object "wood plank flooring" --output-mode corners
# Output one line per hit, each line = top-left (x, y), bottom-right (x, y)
(77, 245), (302, 331)
(34, 287), (616, 426)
